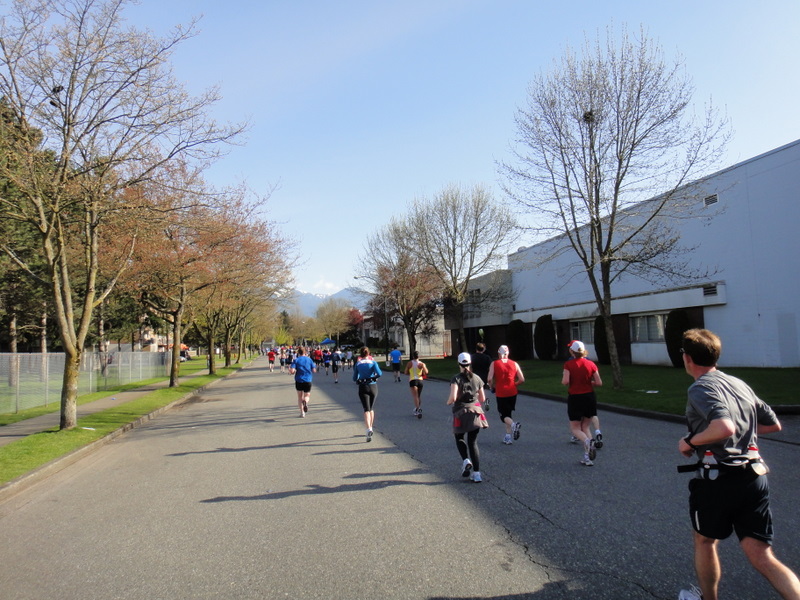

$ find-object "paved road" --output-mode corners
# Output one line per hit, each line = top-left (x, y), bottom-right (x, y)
(1, 357), (798, 599)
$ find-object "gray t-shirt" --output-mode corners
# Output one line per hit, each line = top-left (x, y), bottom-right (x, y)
(686, 370), (778, 460)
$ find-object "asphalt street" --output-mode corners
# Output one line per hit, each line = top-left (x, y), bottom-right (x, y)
(1, 357), (798, 599)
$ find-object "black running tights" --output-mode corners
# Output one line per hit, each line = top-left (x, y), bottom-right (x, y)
(455, 429), (480, 471)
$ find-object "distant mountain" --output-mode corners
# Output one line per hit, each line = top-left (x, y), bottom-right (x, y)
(331, 287), (369, 310)
(280, 287), (368, 316)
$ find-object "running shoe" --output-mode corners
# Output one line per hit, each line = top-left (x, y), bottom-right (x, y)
(416, 408), (422, 419)
(300, 412), (305, 418)
(588, 439), (597, 461)
(678, 585), (703, 600)
(503, 434), (513, 445)
(366, 429), (373, 443)
(570, 435), (579, 444)
(483, 397), (490, 411)
(580, 454), (594, 466)
(470, 471), (482, 483)
(512, 421), (521, 440)
(302, 400), (308, 413)
(594, 432), (603, 449)
(461, 458), (473, 477)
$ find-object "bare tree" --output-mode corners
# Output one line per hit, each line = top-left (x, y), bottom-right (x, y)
(0, 0), (245, 428)
(501, 25), (730, 388)
(357, 219), (441, 356)
(405, 183), (517, 353)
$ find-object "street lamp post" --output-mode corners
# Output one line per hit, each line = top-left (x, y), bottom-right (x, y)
(383, 296), (390, 362)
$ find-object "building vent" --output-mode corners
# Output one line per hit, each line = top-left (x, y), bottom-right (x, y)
(704, 194), (719, 206)
(703, 285), (718, 296)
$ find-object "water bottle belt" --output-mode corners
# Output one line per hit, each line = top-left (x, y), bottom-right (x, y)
(677, 457), (768, 474)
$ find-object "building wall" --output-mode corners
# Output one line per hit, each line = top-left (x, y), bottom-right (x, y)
(506, 139), (800, 367)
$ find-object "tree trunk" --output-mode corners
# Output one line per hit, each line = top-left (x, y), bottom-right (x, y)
(60, 349), (81, 430)
(40, 304), (48, 353)
(169, 307), (184, 387)
(602, 307), (623, 389)
(600, 265), (624, 389)
(207, 332), (216, 375)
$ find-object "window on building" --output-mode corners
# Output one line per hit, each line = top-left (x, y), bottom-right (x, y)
(630, 314), (667, 342)
(570, 321), (594, 343)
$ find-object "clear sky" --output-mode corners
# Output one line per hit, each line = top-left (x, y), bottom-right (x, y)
(126, 0), (800, 295)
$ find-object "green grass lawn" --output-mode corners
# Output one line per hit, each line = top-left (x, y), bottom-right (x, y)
(0, 357), (250, 486)
(423, 357), (800, 416)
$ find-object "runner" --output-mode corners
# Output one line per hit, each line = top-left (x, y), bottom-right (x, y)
(353, 346), (382, 442)
(331, 347), (343, 383)
(403, 350), (429, 418)
(289, 347), (316, 418)
(677, 328), (800, 600)
(487, 345), (525, 445)
(322, 349), (331, 376)
(562, 340), (603, 466)
(267, 348), (276, 373)
(447, 352), (488, 482)
(279, 346), (287, 374)
(389, 345), (402, 382)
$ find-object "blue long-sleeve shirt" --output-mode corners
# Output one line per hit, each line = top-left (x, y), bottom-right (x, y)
(353, 357), (382, 384)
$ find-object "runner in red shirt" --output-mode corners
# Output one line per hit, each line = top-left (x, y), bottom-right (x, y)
(487, 345), (525, 445)
(562, 340), (603, 466)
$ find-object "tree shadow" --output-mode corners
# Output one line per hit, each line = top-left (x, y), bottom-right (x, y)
(200, 473), (443, 503)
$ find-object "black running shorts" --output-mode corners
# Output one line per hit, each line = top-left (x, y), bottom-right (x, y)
(688, 471), (773, 543)
(567, 392), (597, 421)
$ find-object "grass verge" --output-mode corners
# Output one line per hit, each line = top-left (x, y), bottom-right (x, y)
(423, 358), (800, 416)
(0, 361), (245, 486)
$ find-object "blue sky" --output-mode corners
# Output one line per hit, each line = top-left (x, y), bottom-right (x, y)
(126, 0), (800, 295)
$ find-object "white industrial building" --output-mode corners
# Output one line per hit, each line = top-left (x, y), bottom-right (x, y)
(466, 139), (800, 368)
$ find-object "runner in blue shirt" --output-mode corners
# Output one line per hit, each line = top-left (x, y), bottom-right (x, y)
(353, 347), (383, 441)
(389, 345), (402, 382)
(290, 347), (316, 418)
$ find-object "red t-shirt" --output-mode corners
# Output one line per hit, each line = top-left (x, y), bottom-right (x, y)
(563, 357), (598, 395)
(492, 359), (519, 397)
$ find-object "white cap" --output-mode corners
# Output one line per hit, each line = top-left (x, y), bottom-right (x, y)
(570, 340), (585, 353)
(498, 345), (509, 356)
(457, 352), (472, 366)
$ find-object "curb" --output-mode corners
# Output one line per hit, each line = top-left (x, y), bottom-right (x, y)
(0, 363), (252, 505)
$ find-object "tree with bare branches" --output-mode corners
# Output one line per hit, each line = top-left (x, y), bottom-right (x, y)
(501, 25), (730, 388)
(405, 183), (517, 353)
(0, 0), (245, 428)
(357, 219), (442, 356)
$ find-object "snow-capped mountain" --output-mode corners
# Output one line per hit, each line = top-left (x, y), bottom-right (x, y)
(280, 287), (368, 316)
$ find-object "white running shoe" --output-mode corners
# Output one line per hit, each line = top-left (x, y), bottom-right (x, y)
(366, 429), (373, 442)
(503, 434), (513, 445)
(678, 585), (702, 600)
(461, 458), (473, 478)
(580, 454), (594, 466)
(588, 439), (597, 461)
(470, 471), (482, 483)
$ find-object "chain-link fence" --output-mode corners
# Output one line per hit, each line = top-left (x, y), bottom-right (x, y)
(0, 352), (170, 414)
